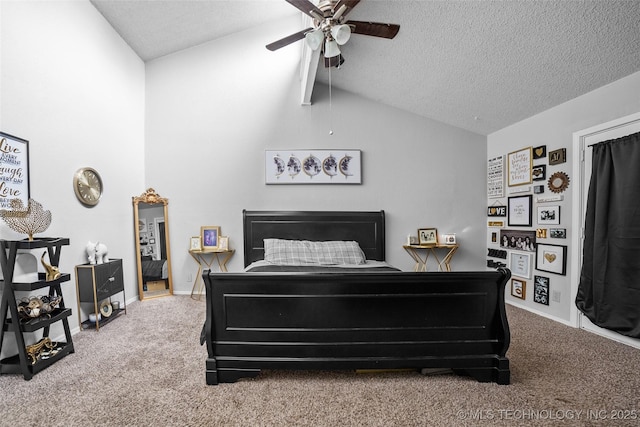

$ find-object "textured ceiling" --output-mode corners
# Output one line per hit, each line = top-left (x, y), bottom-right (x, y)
(90, 0), (640, 135)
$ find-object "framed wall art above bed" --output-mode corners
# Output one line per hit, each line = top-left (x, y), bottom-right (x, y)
(265, 150), (361, 184)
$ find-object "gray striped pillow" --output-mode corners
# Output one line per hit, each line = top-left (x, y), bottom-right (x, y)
(264, 239), (366, 266)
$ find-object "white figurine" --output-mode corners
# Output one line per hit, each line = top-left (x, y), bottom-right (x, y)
(86, 241), (109, 265)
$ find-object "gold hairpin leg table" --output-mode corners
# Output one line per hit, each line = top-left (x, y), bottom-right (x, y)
(403, 244), (459, 272)
(189, 249), (235, 300)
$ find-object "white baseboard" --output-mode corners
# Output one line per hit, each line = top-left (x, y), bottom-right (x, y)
(506, 301), (574, 327)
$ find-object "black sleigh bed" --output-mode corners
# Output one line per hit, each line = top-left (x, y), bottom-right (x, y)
(203, 210), (511, 385)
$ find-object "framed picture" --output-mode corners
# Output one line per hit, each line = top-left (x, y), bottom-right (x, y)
(507, 147), (532, 187)
(509, 252), (533, 279)
(549, 148), (567, 165)
(536, 243), (567, 275)
(190, 236), (201, 251)
(441, 234), (456, 244)
(201, 226), (221, 250)
(511, 278), (526, 300)
(537, 205), (560, 225)
(418, 228), (438, 245)
(0, 132), (30, 211)
(487, 155), (505, 198)
(533, 145), (546, 159)
(499, 229), (536, 252)
(508, 195), (532, 226)
(487, 205), (507, 217)
(532, 164), (546, 181)
(549, 228), (566, 238)
(534, 276), (550, 305)
(265, 150), (361, 184)
(219, 236), (229, 251)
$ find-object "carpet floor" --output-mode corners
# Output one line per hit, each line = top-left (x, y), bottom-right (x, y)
(1, 296), (639, 426)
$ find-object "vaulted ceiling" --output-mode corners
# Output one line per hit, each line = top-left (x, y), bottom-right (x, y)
(90, 0), (640, 135)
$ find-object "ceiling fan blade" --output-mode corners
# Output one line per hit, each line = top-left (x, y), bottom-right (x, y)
(286, 0), (325, 20)
(324, 54), (345, 68)
(346, 21), (400, 39)
(333, 0), (361, 20)
(266, 27), (313, 51)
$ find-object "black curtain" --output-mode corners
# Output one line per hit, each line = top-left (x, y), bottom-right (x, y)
(576, 131), (640, 338)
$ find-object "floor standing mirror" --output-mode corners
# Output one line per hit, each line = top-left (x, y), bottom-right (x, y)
(132, 188), (174, 300)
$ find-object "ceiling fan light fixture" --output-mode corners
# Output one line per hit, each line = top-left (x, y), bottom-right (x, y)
(324, 39), (341, 58)
(305, 28), (324, 51)
(330, 24), (351, 45)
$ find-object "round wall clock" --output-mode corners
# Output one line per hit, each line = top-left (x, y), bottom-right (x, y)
(73, 167), (103, 206)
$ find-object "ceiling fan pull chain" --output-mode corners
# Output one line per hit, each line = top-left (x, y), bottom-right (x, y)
(328, 64), (333, 135)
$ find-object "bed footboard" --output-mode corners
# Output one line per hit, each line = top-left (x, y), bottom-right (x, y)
(203, 269), (511, 385)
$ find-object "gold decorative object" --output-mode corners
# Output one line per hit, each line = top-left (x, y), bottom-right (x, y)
(25, 337), (56, 364)
(41, 251), (61, 281)
(132, 188), (174, 300)
(548, 171), (570, 193)
(0, 198), (52, 240)
(133, 187), (168, 204)
(17, 295), (62, 319)
(73, 167), (103, 206)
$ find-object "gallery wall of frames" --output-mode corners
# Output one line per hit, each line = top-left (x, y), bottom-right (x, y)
(487, 145), (570, 306)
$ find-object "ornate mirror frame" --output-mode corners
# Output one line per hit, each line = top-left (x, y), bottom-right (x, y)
(548, 171), (570, 193)
(132, 188), (174, 300)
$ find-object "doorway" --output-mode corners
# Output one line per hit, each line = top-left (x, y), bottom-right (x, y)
(572, 112), (640, 349)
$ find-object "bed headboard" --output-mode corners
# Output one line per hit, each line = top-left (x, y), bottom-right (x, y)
(243, 210), (386, 267)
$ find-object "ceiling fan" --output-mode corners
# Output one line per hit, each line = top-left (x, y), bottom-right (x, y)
(266, 0), (400, 67)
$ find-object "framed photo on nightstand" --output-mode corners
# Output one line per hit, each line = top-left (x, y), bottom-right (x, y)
(418, 228), (438, 245)
(190, 236), (201, 251)
(201, 226), (221, 250)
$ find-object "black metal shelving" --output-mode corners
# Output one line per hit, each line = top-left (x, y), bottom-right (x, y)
(0, 238), (74, 380)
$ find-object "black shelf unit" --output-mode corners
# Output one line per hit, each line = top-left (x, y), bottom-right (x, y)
(0, 237), (74, 380)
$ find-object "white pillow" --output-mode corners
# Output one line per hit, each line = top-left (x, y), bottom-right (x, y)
(264, 239), (366, 266)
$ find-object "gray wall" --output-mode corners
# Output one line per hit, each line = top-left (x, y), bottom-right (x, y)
(487, 70), (640, 324)
(3, 0), (639, 357)
(144, 16), (488, 292)
(0, 3), (488, 328)
(0, 0), (145, 356)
